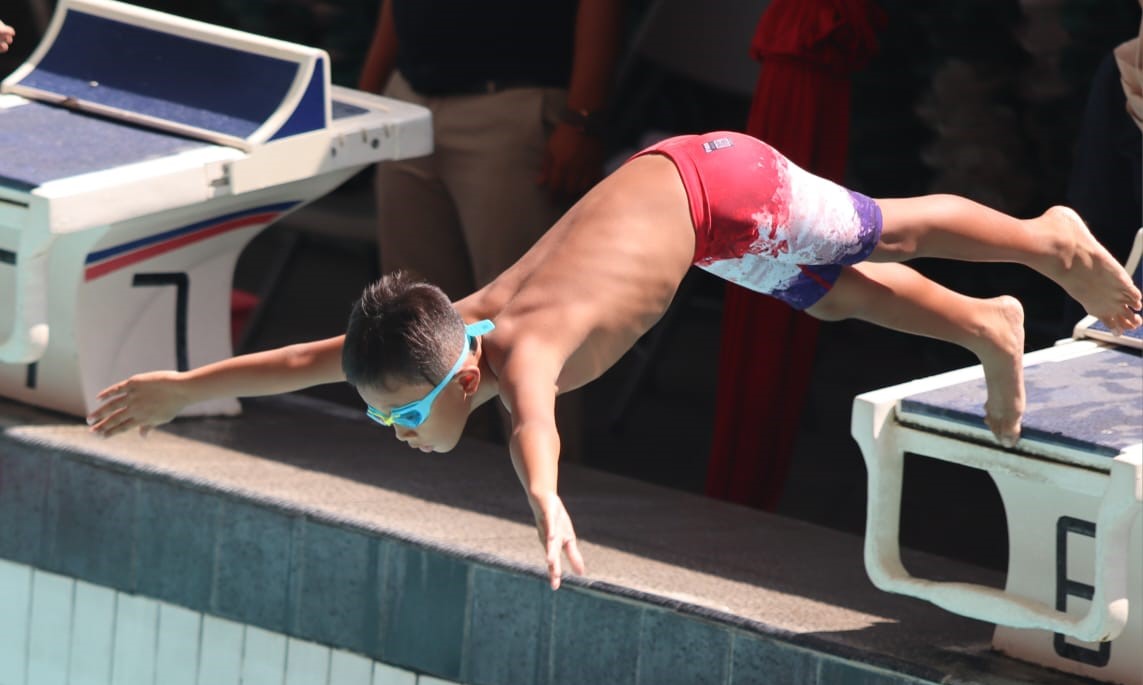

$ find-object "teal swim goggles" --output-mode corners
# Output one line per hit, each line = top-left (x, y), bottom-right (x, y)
(365, 320), (495, 429)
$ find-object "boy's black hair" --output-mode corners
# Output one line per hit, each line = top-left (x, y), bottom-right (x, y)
(342, 271), (466, 390)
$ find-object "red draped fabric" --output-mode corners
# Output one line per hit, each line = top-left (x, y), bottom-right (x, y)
(705, 0), (884, 510)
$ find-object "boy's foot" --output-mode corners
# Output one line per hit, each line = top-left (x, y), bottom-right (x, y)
(976, 296), (1026, 447)
(1043, 206), (1143, 334)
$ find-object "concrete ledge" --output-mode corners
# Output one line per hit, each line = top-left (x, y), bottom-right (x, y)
(0, 395), (1096, 684)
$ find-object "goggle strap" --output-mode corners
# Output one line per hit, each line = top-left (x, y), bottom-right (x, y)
(364, 320), (495, 429)
(465, 319), (495, 337)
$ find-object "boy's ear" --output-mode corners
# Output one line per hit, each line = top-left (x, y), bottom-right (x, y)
(457, 367), (481, 394)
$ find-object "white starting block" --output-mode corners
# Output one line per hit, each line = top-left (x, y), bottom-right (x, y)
(853, 229), (1143, 684)
(0, 0), (430, 417)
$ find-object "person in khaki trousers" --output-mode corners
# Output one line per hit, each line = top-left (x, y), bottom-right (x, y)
(357, 0), (624, 454)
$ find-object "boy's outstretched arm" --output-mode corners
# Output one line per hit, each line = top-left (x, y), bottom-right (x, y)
(500, 345), (586, 590)
(87, 335), (346, 437)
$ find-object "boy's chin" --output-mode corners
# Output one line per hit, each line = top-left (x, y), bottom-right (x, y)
(413, 439), (461, 454)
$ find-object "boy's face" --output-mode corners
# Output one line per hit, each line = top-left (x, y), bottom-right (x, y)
(356, 379), (469, 453)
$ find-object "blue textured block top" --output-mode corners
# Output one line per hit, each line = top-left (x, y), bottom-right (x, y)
(900, 346), (1142, 458)
(0, 101), (209, 190)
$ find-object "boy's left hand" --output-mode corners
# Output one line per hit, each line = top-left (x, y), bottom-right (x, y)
(532, 492), (586, 590)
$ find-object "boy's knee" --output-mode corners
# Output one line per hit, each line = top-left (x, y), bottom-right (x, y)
(805, 294), (852, 322)
(805, 270), (870, 321)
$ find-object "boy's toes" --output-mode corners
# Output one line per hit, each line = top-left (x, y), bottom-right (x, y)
(984, 414), (1021, 448)
(1101, 309), (1141, 335)
(1101, 317), (1124, 336)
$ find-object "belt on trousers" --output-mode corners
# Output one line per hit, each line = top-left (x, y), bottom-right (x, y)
(412, 78), (555, 97)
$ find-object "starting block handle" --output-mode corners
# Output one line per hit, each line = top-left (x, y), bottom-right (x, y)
(853, 394), (1140, 643)
(0, 229), (52, 364)
(863, 554), (1130, 643)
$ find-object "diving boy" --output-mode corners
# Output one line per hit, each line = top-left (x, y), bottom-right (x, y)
(88, 131), (1143, 590)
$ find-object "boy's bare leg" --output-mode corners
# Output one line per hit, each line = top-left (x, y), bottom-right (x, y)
(807, 262), (1026, 446)
(873, 196), (1142, 334)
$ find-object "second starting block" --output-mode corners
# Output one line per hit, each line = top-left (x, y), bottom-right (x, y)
(852, 229), (1143, 684)
(0, 0), (431, 418)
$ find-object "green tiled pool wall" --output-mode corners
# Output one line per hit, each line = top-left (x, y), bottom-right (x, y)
(0, 438), (940, 685)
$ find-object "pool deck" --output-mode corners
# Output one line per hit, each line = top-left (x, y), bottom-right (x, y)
(0, 393), (1100, 685)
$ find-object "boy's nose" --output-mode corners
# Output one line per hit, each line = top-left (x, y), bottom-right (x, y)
(394, 425), (416, 440)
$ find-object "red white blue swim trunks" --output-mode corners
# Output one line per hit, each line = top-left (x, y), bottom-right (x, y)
(632, 131), (882, 310)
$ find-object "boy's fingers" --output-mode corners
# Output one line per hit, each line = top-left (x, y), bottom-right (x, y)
(547, 536), (563, 590)
(88, 406), (123, 432)
(97, 381), (127, 400)
(546, 535), (561, 565)
(99, 414), (134, 438)
(565, 537), (586, 576)
(96, 416), (125, 436)
(548, 558), (562, 590)
(87, 394), (127, 424)
(91, 407), (134, 435)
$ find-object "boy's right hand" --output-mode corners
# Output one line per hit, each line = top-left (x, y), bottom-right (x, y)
(530, 492), (586, 590)
(87, 370), (188, 437)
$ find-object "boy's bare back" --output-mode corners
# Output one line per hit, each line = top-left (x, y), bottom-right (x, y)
(459, 154), (698, 392)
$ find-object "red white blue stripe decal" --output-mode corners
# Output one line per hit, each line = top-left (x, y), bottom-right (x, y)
(84, 202), (299, 281)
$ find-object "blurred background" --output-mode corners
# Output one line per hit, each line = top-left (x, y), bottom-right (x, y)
(2, 0), (1139, 574)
